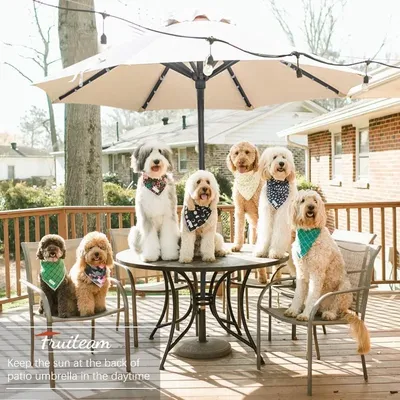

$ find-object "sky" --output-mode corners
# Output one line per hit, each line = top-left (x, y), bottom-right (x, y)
(0, 0), (400, 137)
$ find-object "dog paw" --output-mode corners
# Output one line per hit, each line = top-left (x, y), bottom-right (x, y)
(215, 249), (227, 257)
(202, 255), (216, 263)
(253, 250), (268, 258)
(231, 244), (242, 252)
(296, 313), (309, 321)
(161, 253), (179, 261)
(258, 275), (268, 284)
(95, 307), (106, 314)
(179, 256), (193, 264)
(58, 312), (68, 318)
(38, 307), (44, 314)
(284, 307), (299, 318)
(268, 249), (285, 259)
(322, 311), (337, 321)
(80, 311), (95, 317)
(141, 255), (159, 262)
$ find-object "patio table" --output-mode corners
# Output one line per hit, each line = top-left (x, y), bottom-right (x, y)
(116, 244), (288, 369)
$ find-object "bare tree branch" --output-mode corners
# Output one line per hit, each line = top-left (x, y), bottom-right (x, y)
(3, 62), (33, 83)
(266, 0), (296, 47)
(2, 41), (45, 57)
(48, 58), (61, 66)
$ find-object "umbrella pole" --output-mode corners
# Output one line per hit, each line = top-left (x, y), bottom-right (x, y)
(196, 79), (206, 170)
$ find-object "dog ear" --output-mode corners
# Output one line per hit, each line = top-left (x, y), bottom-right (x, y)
(59, 238), (67, 259)
(162, 148), (173, 171)
(261, 165), (272, 180)
(76, 240), (85, 259)
(106, 241), (114, 268)
(184, 192), (196, 211)
(131, 144), (143, 173)
(314, 195), (327, 228)
(252, 147), (260, 171)
(226, 152), (236, 172)
(287, 170), (296, 183)
(36, 245), (44, 260)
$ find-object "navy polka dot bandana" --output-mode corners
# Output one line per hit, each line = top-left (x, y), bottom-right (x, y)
(184, 205), (212, 232)
(266, 178), (289, 209)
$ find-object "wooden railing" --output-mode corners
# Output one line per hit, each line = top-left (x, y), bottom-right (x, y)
(0, 202), (399, 307)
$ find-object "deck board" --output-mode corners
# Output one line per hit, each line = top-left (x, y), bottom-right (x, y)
(0, 293), (399, 399)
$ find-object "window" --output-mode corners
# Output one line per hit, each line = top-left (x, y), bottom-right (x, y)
(357, 128), (369, 181)
(332, 133), (342, 180)
(178, 148), (188, 172)
(7, 165), (15, 180)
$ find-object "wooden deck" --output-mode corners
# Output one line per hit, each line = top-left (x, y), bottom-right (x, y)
(0, 292), (399, 400)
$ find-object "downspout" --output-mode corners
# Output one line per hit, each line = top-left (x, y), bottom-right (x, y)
(285, 135), (310, 182)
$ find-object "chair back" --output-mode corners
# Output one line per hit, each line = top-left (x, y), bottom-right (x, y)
(336, 240), (381, 318)
(332, 229), (376, 245)
(21, 238), (83, 305)
(109, 228), (163, 280)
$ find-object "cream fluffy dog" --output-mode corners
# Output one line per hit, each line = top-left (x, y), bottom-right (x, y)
(284, 190), (370, 354)
(226, 142), (263, 252)
(253, 146), (297, 281)
(69, 232), (113, 317)
(128, 142), (180, 262)
(179, 170), (226, 263)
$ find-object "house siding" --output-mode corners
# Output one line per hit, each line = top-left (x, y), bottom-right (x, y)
(308, 112), (400, 280)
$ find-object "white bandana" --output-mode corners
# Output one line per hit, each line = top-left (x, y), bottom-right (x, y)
(234, 171), (261, 201)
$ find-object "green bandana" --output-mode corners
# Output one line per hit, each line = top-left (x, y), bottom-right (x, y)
(40, 259), (66, 291)
(295, 228), (321, 258)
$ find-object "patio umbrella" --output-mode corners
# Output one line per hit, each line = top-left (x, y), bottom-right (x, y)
(348, 65), (400, 99)
(34, 11), (363, 169)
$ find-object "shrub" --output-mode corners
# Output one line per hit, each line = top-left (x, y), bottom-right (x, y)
(103, 182), (135, 206)
(103, 172), (124, 187)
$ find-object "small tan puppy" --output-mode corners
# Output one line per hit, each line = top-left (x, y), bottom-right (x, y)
(69, 232), (113, 317)
(179, 170), (227, 263)
(227, 142), (263, 252)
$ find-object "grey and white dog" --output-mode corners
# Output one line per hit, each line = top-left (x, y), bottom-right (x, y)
(128, 142), (180, 261)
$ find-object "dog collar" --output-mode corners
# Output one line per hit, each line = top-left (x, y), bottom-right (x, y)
(142, 174), (167, 195)
(184, 204), (212, 232)
(234, 171), (261, 201)
(40, 259), (66, 291)
(266, 178), (289, 209)
(85, 264), (107, 288)
(295, 228), (321, 258)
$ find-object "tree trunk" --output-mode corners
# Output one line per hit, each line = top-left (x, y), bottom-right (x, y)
(46, 95), (59, 151)
(58, 0), (103, 212)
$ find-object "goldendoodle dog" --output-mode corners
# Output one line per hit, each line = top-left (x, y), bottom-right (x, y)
(37, 234), (77, 318)
(179, 170), (227, 263)
(253, 146), (297, 281)
(128, 141), (180, 262)
(69, 232), (113, 317)
(226, 142), (263, 252)
(284, 190), (370, 354)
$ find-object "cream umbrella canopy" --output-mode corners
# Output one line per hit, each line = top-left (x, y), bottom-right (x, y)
(34, 13), (362, 169)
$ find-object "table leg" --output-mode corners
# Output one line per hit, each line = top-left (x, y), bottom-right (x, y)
(149, 271), (169, 340)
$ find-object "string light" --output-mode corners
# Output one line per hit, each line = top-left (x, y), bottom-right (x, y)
(100, 12), (108, 45)
(203, 39), (217, 77)
(32, 0), (400, 75)
(362, 60), (371, 92)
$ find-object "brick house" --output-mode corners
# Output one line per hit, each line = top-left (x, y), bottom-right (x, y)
(104, 101), (326, 186)
(278, 98), (400, 281)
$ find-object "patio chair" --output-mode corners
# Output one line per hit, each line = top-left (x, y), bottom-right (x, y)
(21, 238), (131, 388)
(110, 228), (188, 348)
(256, 240), (381, 396)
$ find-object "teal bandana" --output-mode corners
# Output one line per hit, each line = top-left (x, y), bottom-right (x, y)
(295, 228), (321, 258)
(40, 259), (66, 291)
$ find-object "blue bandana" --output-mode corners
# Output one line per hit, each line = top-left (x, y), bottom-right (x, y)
(85, 265), (107, 287)
(295, 228), (321, 258)
(267, 179), (289, 209)
(184, 205), (211, 232)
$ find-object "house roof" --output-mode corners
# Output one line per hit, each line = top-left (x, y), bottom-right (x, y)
(277, 98), (400, 137)
(0, 144), (52, 158)
(103, 101), (325, 154)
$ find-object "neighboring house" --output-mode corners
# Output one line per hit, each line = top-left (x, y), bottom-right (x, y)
(0, 142), (54, 181)
(278, 98), (400, 281)
(104, 101), (326, 185)
(52, 151), (110, 186)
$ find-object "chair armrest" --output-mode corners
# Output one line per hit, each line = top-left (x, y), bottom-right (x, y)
(309, 286), (370, 323)
(109, 277), (130, 311)
(257, 275), (296, 308)
(20, 278), (53, 322)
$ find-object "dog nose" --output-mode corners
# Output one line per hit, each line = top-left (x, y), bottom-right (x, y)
(308, 204), (315, 211)
(279, 161), (285, 167)
(153, 159), (160, 165)
(94, 252), (99, 257)
(202, 187), (208, 193)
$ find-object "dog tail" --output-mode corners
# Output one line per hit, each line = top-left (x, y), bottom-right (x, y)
(344, 312), (371, 354)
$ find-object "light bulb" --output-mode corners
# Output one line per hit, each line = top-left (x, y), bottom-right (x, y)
(361, 82), (369, 92)
(203, 54), (215, 77)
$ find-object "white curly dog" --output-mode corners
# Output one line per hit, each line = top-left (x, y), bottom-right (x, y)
(284, 190), (370, 354)
(253, 146), (297, 280)
(128, 142), (180, 262)
(179, 170), (226, 263)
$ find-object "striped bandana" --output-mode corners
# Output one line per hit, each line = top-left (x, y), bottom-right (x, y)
(40, 259), (66, 291)
(295, 228), (321, 258)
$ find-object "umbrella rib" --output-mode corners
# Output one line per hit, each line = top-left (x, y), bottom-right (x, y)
(210, 61), (238, 78)
(58, 66), (116, 101)
(227, 66), (253, 108)
(141, 66), (170, 110)
(163, 62), (194, 79)
(281, 61), (343, 96)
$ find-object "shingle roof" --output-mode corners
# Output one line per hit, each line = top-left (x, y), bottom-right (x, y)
(0, 145), (51, 158)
